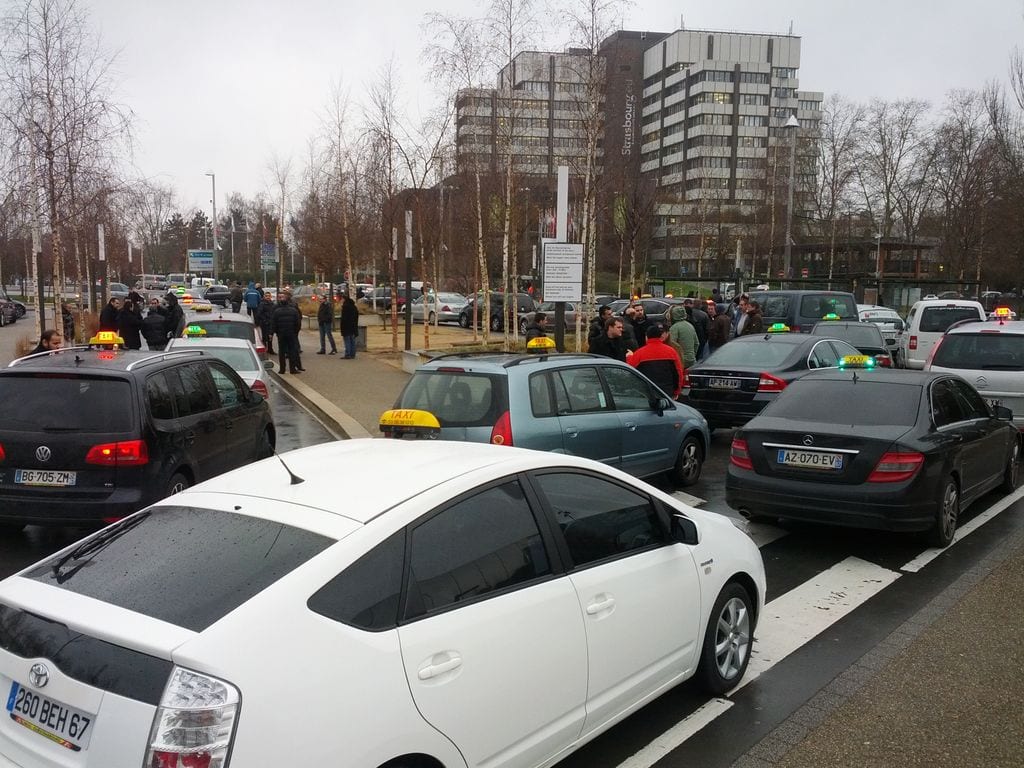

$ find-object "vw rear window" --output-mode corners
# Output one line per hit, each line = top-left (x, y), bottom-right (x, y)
(0, 375), (133, 433)
(770, 380), (921, 426)
(398, 371), (508, 428)
(932, 333), (1024, 371)
(25, 507), (333, 632)
(920, 307), (983, 333)
(800, 294), (857, 318)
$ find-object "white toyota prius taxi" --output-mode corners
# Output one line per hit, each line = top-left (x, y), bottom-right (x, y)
(0, 441), (765, 768)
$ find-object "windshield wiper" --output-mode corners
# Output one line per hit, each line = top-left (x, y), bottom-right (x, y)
(49, 513), (149, 582)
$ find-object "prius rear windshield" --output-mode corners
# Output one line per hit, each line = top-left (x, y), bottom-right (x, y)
(26, 507), (333, 631)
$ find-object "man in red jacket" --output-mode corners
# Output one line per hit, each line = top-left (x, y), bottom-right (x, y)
(628, 323), (685, 398)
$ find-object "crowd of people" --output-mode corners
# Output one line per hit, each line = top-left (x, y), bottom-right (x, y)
(584, 292), (765, 400)
(25, 281), (362, 372)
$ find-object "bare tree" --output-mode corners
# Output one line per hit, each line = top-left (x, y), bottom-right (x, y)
(812, 95), (864, 286)
(855, 99), (931, 238)
(0, 0), (131, 334)
(266, 152), (293, 289)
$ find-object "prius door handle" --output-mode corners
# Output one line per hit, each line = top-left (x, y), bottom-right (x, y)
(586, 597), (616, 615)
(565, 428), (579, 439)
(624, 422), (637, 431)
(418, 653), (463, 680)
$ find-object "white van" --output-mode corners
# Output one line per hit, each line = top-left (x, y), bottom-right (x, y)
(898, 298), (985, 369)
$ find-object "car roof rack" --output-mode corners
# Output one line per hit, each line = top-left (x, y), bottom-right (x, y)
(427, 350), (517, 362)
(6, 345), (92, 367)
(125, 349), (206, 371)
(503, 353), (601, 367)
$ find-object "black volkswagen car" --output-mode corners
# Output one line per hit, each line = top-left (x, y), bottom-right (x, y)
(682, 332), (860, 429)
(0, 346), (275, 529)
(726, 368), (1020, 547)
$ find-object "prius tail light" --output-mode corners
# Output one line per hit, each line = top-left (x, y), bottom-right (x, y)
(250, 379), (269, 398)
(145, 667), (240, 768)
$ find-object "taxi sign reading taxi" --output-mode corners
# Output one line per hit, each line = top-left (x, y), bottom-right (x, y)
(766, 322), (791, 333)
(839, 354), (875, 369)
(89, 331), (125, 347)
(187, 249), (215, 272)
(184, 325), (208, 337)
(379, 409), (441, 440)
(543, 243), (584, 302)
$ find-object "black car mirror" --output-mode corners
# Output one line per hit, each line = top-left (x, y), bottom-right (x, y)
(894, 319), (905, 331)
(994, 405), (1014, 421)
(672, 513), (699, 545)
(263, 360), (275, 371)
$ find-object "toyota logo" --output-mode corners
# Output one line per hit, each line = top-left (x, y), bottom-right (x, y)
(802, 435), (814, 446)
(35, 446), (51, 463)
(28, 663), (49, 688)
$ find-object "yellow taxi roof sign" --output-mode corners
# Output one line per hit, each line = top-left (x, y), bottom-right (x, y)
(839, 354), (875, 369)
(379, 409), (442, 440)
(89, 331), (125, 347)
(821, 312), (841, 321)
(183, 324), (208, 336)
(766, 322), (791, 333)
(526, 336), (556, 353)
(995, 306), (1011, 320)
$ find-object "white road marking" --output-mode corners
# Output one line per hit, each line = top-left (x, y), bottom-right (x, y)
(738, 556), (901, 688)
(671, 490), (705, 507)
(615, 557), (900, 768)
(616, 698), (734, 768)
(900, 485), (1024, 573)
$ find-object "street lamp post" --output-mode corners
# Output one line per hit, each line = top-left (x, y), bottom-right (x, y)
(782, 114), (800, 284)
(875, 231), (883, 304)
(205, 172), (219, 281)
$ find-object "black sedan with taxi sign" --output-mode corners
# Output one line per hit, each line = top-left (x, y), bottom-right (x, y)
(726, 361), (1021, 547)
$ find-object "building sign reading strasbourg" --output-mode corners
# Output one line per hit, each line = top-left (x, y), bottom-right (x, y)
(621, 79), (635, 155)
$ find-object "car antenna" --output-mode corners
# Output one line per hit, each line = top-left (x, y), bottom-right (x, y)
(274, 450), (304, 485)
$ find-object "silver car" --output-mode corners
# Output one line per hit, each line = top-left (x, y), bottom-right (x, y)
(390, 352), (710, 486)
(926, 318), (1024, 429)
(406, 292), (468, 324)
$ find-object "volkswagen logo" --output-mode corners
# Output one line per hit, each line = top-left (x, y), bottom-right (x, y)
(802, 435), (814, 446)
(35, 446), (51, 463)
(28, 663), (49, 688)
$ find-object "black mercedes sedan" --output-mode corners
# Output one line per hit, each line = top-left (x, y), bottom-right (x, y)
(726, 368), (1020, 547)
(682, 331), (860, 429)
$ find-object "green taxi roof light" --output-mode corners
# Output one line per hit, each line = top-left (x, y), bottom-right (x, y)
(822, 313), (841, 321)
(767, 322), (791, 333)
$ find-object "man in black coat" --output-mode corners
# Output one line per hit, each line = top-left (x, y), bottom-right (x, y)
(142, 297), (169, 351)
(588, 316), (628, 362)
(98, 297), (122, 332)
(684, 298), (710, 359)
(339, 295), (360, 359)
(271, 291), (304, 373)
(117, 300), (144, 350)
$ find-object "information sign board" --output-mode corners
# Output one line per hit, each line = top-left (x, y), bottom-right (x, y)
(187, 249), (215, 272)
(542, 243), (584, 302)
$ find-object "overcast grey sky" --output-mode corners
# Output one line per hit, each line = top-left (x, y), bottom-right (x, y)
(87, 0), (1024, 214)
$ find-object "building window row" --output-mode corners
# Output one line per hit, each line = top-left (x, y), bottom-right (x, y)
(772, 67), (797, 79)
(798, 100), (820, 111)
(773, 87), (796, 99)
(689, 91), (733, 107)
(740, 93), (770, 106)
(687, 113), (733, 128)
(518, 81), (549, 93)
(686, 156), (731, 170)
(772, 107), (795, 118)
(686, 176), (730, 191)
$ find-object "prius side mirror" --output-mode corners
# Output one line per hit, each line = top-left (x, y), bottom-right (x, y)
(653, 396), (672, 415)
(672, 513), (699, 545)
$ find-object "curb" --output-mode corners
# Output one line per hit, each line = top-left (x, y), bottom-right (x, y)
(270, 371), (373, 440)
